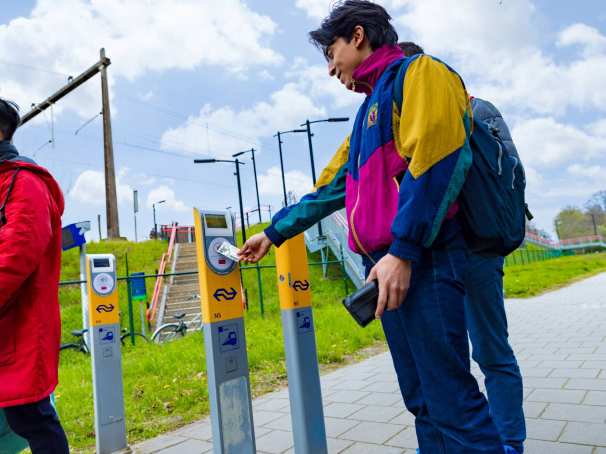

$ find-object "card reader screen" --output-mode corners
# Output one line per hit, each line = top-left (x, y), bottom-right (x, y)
(205, 214), (227, 229)
(93, 258), (110, 268)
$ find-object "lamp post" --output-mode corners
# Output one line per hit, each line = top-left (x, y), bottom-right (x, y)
(301, 117), (349, 187)
(152, 199), (165, 239)
(233, 148), (262, 224)
(274, 129), (307, 207)
(300, 117), (349, 241)
(194, 158), (247, 243)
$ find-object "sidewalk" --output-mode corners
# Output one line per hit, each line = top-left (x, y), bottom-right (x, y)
(134, 272), (606, 454)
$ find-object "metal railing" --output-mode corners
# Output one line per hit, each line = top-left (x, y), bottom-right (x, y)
(146, 224), (177, 323)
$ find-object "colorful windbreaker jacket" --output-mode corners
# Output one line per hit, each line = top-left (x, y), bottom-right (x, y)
(264, 45), (473, 263)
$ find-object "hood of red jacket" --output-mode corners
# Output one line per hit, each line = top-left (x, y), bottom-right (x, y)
(0, 160), (65, 217)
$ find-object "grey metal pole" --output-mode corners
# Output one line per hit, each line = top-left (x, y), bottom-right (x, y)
(251, 149), (262, 223)
(79, 244), (89, 348)
(276, 132), (288, 207)
(235, 159), (247, 244)
(153, 203), (158, 239)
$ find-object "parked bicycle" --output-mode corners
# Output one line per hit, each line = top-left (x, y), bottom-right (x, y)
(60, 329), (89, 354)
(120, 328), (149, 346)
(151, 312), (200, 343)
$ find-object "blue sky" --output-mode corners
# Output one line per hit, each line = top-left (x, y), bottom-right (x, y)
(1, 0), (605, 242)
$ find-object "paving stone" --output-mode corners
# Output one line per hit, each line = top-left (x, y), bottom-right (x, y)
(559, 421), (606, 446)
(523, 377), (568, 389)
(527, 388), (586, 404)
(525, 418), (566, 441)
(550, 368), (600, 378)
(356, 392), (402, 407)
(586, 391), (606, 406)
(539, 360), (584, 368)
(134, 434), (186, 452)
(324, 417), (360, 437)
(158, 438), (212, 454)
(253, 410), (285, 426)
(340, 442), (404, 454)
(254, 429), (293, 454)
(254, 398), (291, 412)
(327, 437), (355, 453)
(324, 402), (365, 418)
(523, 439), (594, 453)
(339, 421), (403, 444)
(388, 410), (415, 426)
(582, 361), (606, 369)
(348, 405), (403, 423)
(336, 380), (373, 391)
(173, 421), (212, 440)
(541, 403), (606, 423)
(384, 427), (418, 449)
(523, 401), (547, 418)
(327, 390), (371, 404)
(565, 379), (606, 391)
(362, 381), (400, 393)
(520, 367), (553, 378)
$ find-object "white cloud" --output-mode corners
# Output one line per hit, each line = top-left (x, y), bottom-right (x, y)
(512, 117), (606, 168)
(0, 0), (281, 118)
(258, 166), (313, 200)
(567, 164), (604, 179)
(295, 0), (333, 20)
(69, 168), (133, 205)
(558, 23), (606, 56)
(146, 185), (189, 212)
(160, 83), (326, 158)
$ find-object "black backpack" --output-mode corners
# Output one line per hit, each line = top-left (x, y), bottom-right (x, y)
(392, 61), (532, 256)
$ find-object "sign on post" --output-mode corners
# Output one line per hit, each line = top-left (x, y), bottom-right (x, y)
(86, 254), (128, 454)
(193, 209), (255, 454)
(275, 234), (328, 454)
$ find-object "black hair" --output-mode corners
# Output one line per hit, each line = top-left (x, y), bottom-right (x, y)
(309, 0), (398, 58)
(0, 99), (20, 141)
(398, 41), (424, 57)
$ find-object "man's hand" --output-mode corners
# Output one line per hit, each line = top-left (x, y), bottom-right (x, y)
(239, 232), (273, 263)
(366, 254), (411, 319)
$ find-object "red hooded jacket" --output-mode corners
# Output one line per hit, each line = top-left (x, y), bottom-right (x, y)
(0, 159), (64, 407)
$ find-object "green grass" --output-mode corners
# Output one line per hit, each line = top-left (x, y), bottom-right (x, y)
(504, 252), (606, 297)
(56, 229), (606, 451)
(56, 226), (384, 452)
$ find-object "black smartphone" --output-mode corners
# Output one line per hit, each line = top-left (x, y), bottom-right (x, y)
(342, 280), (378, 327)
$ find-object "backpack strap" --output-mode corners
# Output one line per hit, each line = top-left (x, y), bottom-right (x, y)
(392, 60), (407, 115)
(0, 168), (21, 227)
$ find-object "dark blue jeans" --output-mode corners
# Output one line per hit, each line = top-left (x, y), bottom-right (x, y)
(4, 396), (69, 454)
(372, 236), (503, 453)
(465, 254), (525, 452)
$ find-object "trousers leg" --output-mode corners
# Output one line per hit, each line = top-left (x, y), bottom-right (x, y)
(4, 397), (69, 454)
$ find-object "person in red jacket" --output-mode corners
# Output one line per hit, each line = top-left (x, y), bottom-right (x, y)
(0, 98), (69, 453)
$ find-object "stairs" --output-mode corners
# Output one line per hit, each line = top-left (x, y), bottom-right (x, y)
(158, 243), (202, 330)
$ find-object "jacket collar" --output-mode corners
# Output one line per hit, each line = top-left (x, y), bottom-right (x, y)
(0, 140), (18, 162)
(351, 45), (404, 95)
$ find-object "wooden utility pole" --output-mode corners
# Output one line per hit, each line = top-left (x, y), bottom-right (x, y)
(100, 48), (120, 238)
(21, 48), (121, 239)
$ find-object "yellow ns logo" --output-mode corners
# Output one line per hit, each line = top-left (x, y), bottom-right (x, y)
(367, 103), (378, 128)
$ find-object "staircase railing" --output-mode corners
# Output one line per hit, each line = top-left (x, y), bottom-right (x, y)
(146, 223), (177, 324)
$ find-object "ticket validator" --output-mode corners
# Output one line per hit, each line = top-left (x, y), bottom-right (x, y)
(86, 254), (128, 454)
(193, 209), (255, 454)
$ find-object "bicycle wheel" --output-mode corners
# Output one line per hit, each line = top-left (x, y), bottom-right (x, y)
(151, 324), (182, 343)
(120, 333), (150, 346)
(60, 343), (81, 352)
